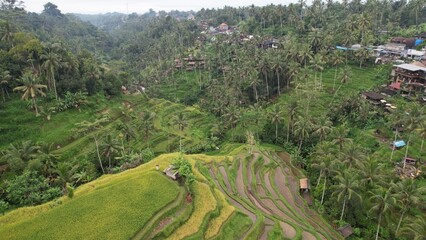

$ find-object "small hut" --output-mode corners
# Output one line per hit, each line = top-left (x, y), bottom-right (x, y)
(299, 178), (309, 192)
(163, 165), (180, 180)
(338, 224), (354, 238)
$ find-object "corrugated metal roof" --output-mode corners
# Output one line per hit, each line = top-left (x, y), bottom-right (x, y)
(394, 63), (426, 72)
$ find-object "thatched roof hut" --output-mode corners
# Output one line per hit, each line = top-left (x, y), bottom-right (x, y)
(338, 224), (354, 238)
(300, 178), (309, 190)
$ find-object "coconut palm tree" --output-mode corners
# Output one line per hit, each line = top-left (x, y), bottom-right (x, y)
(286, 100), (299, 143)
(268, 105), (284, 143)
(41, 49), (62, 100)
(313, 116), (332, 142)
(0, 70), (11, 102)
(333, 65), (352, 99)
(331, 124), (352, 152)
(101, 134), (122, 168)
(287, 61), (300, 89)
(172, 112), (188, 152)
(0, 21), (14, 47)
(342, 142), (365, 168)
(294, 115), (313, 151)
(310, 53), (325, 88)
(330, 51), (344, 90)
(312, 153), (336, 204)
(13, 72), (47, 116)
(401, 103), (424, 170)
(399, 215), (426, 240)
(356, 156), (387, 190)
(368, 186), (396, 240)
(332, 170), (361, 221)
(271, 52), (284, 95)
(391, 179), (426, 236)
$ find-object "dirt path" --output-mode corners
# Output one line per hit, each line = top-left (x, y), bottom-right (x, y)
(132, 186), (184, 240)
(219, 166), (232, 193)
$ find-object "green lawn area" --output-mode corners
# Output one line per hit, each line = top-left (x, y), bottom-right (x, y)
(0, 171), (180, 240)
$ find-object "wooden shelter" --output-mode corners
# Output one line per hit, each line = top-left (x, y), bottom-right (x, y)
(163, 165), (180, 180)
(299, 178), (309, 192)
(338, 224), (354, 238)
(362, 92), (385, 105)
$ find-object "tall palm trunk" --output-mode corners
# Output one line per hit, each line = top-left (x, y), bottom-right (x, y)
(403, 137), (410, 171)
(277, 71), (281, 95)
(333, 67), (338, 90)
(286, 121), (290, 143)
(390, 129), (398, 161)
(93, 136), (105, 174)
(395, 210), (406, 236)
(375, 212), (382, 240)
(321, 176), (327, 205)
(32, 97), (39, 116)
(275, 122), (278, 143)
(340, 195), (347, 221)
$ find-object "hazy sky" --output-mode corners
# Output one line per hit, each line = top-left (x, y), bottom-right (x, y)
(24, 0), (306, 14)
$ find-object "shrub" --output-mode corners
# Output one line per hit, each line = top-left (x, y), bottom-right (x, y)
(0, 199), (9, 215)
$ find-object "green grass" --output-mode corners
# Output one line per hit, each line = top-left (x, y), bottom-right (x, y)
(0, 171), (179, 240)
(210, 211), (252, 240)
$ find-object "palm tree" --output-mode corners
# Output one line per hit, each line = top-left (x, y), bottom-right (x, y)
(357, 13), (371, 45)
(286, 100), (299, 143)
(298, 44), (313, 68)
(391, 179), (426, 236)
(249, 69), (261, 103)
(294, 115), (312, 151)
(342, 142), (365, 168)
(1, 140), (39, 172)
(258, 56), (270, 97)
(41, 49), (62, 100)
(330, 51), (344, 90)
(310, 54), (325, 88)
(287, 61), (300, 89)
(269, 105), (284, 143)
(333, 65), (352, 99)
(13, 72), (47, 116)
(402, 103), (424, 170)
(271, 52), (284, 95)
(172, 112), (188, 152)
(331, 124), (352, 152)
(101, 135), (122, 168)
(332, 170), (361, 221)
(312, 153), (336, 204)
(356, 156), (387, 189)
(38, 142), (58, 180)
(140, 112), (156, 142)
(313, 116), (332, 142)
(0, 21), (14, 47)
(0, 70), (11, 102)
(399, 215), (426, 240)
(368, 186), (396, 240)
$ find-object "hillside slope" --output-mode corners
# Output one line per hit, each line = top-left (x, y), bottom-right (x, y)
(0, 148), (342, 239)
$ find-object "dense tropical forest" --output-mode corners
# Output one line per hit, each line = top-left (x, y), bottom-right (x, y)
(0, 0), (425, 239)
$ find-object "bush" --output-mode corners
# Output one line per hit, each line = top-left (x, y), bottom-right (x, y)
(6, 171), (62, 206)
(0, 199), (9, 215)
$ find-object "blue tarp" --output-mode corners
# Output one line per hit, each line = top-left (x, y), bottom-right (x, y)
(336, 46), (349, 51)
(393, 140), (406, 148)
(415, 39), (424, 46)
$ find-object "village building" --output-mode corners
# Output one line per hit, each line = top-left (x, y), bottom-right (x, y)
(392, 63), (426, 92)
(362, 92), (385, 105)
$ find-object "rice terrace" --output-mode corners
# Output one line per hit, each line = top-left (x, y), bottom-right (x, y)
(0, 0), (425, 240)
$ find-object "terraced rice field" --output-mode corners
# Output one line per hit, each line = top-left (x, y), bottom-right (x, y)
(1, 150), (342, 240)
(138, 149), (342, 239)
